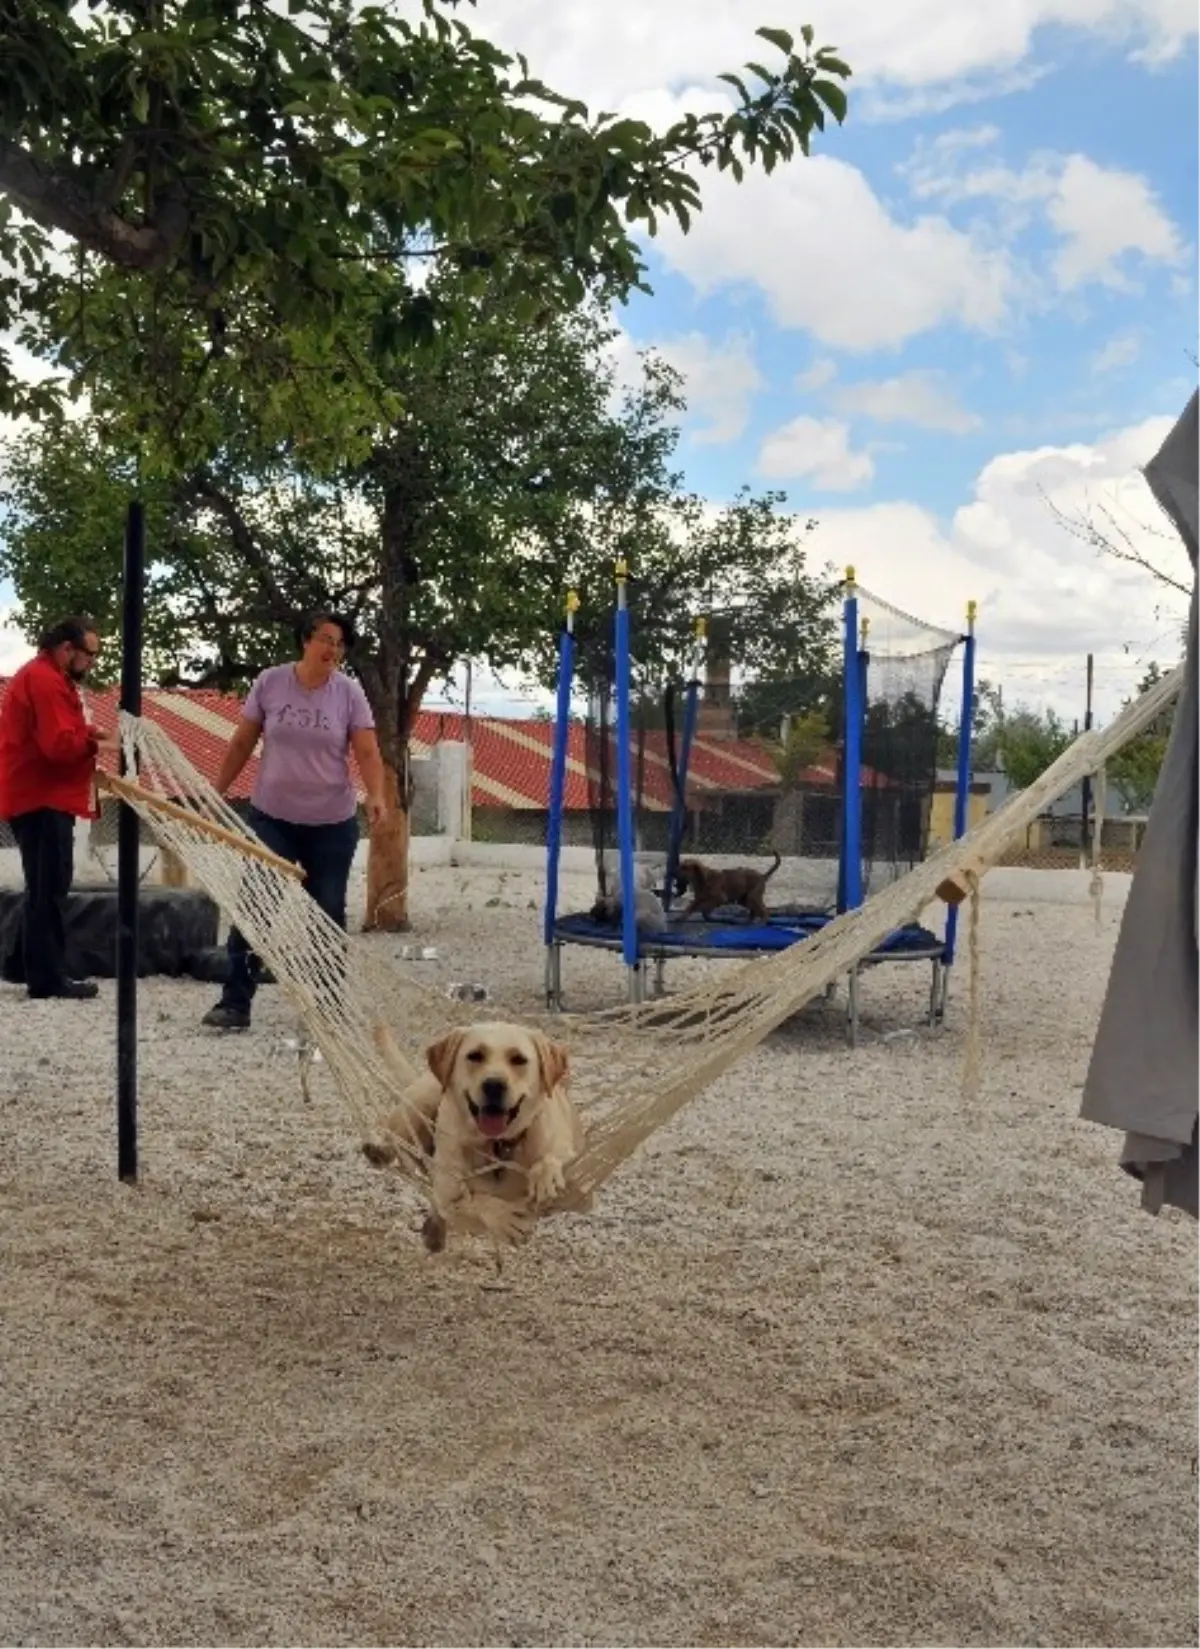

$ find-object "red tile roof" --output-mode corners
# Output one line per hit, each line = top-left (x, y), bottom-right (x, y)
(1, 678), (848, 811)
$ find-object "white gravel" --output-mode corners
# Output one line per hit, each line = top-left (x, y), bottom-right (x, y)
(0, 858), (1195, 1648)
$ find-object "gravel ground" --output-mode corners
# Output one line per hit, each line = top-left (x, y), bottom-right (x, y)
(0, 860), (1195, 1648)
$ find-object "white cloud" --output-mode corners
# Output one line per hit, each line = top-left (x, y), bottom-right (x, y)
(830, 370), (981, 433)
(0, 607), (34, 678)
(757, 416), (875, 491)
(905, 134), (1186, 291)
(808, 412), (1192, 721)
(1048, 154), (1185, 288)
(796, 359), (839, 393)
(653, 154), (1012, 351)
(1091, 332), (1142, 373)
(469, 0), (1194, 112)
(605, 323), (765, 443)
(859, 65), (1052, 123)
(653, 330), (765, 444)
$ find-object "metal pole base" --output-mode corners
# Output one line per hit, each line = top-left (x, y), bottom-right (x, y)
(933, 962), (951, 1025)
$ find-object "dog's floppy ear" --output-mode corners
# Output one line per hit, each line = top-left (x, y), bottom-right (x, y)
(533, 1032), (569, 1093)
(425, 1028), (465, 1089)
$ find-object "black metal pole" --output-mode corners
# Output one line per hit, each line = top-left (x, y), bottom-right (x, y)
(1079, 651), (1094, 867)
(117, 499), (145, 1182)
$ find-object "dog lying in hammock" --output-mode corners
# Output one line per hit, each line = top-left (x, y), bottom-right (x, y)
(363, 1019), (587, 1251)
(676, 851), (782, 921)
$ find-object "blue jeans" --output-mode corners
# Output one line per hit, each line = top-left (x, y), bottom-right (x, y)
(220, 807), (360, 1013)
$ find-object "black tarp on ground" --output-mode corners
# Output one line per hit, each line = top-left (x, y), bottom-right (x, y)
(0, 884), (219, 981)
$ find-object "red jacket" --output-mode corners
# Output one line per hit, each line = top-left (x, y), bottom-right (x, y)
(0, 653), (100, 820)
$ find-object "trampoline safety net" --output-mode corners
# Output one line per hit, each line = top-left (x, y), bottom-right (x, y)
(581, 584), (961, 916)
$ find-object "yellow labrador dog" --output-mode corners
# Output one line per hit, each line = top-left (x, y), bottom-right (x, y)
(366, 1020), (585, 1252)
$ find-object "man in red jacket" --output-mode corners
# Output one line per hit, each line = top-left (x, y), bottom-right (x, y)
(0, 615), (109, 999)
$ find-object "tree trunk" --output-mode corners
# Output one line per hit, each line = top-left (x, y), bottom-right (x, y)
(158, 845), (189, 887)
(363, 759), (411, 931)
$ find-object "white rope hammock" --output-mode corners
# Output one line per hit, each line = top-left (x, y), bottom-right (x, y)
(108, 663), (1181, 1220)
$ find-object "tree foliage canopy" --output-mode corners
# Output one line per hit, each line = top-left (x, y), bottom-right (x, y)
(0, 0), (851, 457)
(1107, 663), (1175, 813)
(0, 302), (839, 760)
(0, 2), (853, 925)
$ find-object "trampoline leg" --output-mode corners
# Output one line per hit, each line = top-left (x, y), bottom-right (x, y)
(927, 961), (940, 1027)
(936, 963), (951, 1024)
(653, 957), (666, 998)
(626, 964), (642, 1005)
(545, 943), (564, 1012)
(847, 967), (860, 1047)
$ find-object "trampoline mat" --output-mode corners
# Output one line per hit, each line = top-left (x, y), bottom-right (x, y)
(555, 910), (944, 958)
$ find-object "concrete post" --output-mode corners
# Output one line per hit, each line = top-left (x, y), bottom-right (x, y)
(438, 740), (472, 842)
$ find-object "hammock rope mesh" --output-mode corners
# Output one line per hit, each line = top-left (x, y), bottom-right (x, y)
(111, 662), (1182, 1230)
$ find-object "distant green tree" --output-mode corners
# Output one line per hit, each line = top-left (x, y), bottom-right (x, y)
(770, 709), (832, 785)
(938, 677), (1006, 769)
(996, 707), (1072, 790)
(1107, 663), (1175, 812)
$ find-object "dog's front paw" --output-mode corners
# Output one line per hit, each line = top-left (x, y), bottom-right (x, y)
(526, 1156), (567, 1209)
(470, 1197), (536, 1247)
(496, 1200), (538, 1246)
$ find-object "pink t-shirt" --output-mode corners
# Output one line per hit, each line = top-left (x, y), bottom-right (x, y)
(242, 665), (375, 825)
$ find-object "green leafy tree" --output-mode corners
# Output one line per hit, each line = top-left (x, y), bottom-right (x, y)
(771, 709), (832, 787)
(0, 0), (851, 453)
(995, 706), (1072, 790)
(1107, 663), (1175, 812)
(1, 305), (837, 925)
(938, 676), (1006, 769)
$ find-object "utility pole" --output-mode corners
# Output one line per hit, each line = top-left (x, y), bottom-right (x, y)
(1079, 652), (1094, 867)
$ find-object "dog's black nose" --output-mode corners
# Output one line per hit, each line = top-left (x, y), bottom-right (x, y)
(480, 1076), (508, 1110)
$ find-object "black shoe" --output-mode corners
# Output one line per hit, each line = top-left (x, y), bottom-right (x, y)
(28, 978), (99, 1000)
(201, 1003), (251, 1031)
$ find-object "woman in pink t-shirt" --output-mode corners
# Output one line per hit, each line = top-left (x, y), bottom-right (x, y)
(201, 610), (387, 1031)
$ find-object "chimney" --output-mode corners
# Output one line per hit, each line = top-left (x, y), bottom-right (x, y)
(697, 614), (735, 739)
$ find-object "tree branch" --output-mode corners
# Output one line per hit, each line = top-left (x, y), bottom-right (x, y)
(186, 471), (297, 617)
(401, 652), (442, 744)
(1042, 486), (1192, 597)
(0, 137), (189, 271)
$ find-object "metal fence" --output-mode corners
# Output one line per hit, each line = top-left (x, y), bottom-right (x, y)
(996, 812), (1147, 873)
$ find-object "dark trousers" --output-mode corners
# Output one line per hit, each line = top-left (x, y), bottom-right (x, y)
(220, 807), (360, 1014)
(10, 808), (76, 995)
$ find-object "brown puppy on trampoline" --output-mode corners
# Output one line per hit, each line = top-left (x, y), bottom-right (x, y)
(676, 852), (782, 922)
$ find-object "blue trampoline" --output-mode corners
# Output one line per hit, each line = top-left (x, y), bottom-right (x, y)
(542, 565), (977, 1044)
(553, 909), (942, 956)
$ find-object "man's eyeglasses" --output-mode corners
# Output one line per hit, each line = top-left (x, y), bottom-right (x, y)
(74, 644), (100, 660)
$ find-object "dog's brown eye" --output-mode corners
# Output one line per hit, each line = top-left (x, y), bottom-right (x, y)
(465, 1049), (485, 1064)
(509, 1052), (529, 1067)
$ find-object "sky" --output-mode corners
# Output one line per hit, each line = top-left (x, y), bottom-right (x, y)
(460, 0), (1199, 725)
(2, 0), (1197, 726)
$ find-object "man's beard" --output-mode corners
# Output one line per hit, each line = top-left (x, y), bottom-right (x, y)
(67, 661), (90, 682)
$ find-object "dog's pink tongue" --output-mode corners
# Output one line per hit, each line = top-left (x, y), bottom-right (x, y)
(477, 1112), (508, 1139)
